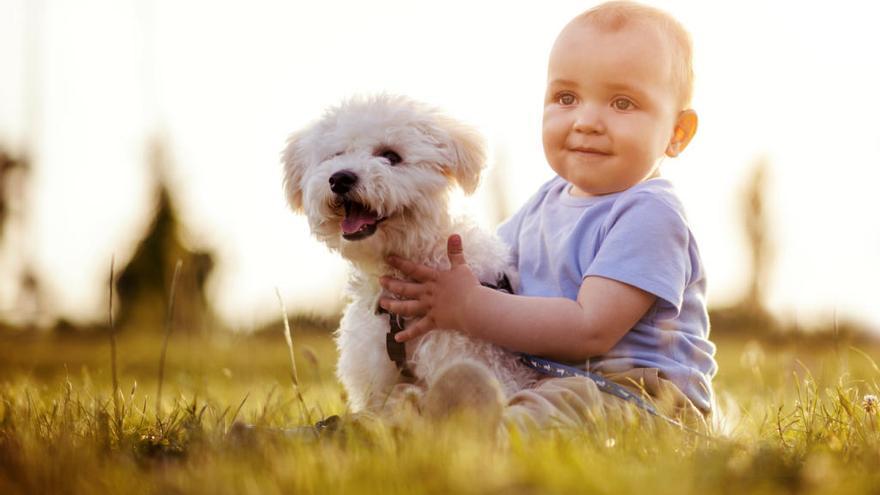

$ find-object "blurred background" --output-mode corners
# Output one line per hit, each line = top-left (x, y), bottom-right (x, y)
(0, 0), (878, 336)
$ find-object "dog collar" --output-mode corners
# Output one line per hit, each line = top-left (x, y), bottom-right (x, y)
(376, 273), (514, 379)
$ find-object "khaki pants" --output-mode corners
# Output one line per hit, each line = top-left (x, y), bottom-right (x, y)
(504, 368), (708, 433)
(381, 367), (709, 433)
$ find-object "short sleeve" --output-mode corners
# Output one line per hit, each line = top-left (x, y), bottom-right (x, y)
(496, 207), (524, 264)
(584, 191), (690, 317)
(496, 177), (558, 266)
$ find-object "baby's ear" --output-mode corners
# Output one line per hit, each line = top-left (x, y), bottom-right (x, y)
(666, 109), (698, 158)
(425, 116), (487, 195)
(281, 130), (307, 212)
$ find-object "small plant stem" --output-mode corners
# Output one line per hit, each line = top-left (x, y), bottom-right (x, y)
(156, 260), (182, 420)
(108, 256), (122, 443)
(275, 288), (311, 424)
(228, 393), (250, 431)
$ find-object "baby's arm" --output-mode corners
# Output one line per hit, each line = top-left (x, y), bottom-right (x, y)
(379, 235), (655, 362)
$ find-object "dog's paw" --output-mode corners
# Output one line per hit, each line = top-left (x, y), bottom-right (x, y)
(421, 360), (504, 427)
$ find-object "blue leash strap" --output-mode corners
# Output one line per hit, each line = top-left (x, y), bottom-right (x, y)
(518, 353), (660, 416)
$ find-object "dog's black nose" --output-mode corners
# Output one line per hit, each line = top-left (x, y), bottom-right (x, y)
(329, 170), (358, 195)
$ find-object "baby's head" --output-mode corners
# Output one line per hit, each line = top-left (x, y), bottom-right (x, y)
(542, 1), (698, 197)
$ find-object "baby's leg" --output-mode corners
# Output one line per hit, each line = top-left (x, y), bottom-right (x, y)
(504, 376), (612, 431)
(504, 370), (707, 433)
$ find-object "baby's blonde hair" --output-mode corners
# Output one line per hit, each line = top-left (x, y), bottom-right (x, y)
(572, 1), (694, 109)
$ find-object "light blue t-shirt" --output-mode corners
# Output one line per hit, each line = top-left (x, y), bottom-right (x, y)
(497, 175), (717, 413)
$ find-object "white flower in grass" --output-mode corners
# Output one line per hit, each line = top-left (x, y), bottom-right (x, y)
(863, 394), (878, 415)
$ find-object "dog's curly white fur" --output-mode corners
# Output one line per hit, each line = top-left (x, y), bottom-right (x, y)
(282, 95), (537, 412)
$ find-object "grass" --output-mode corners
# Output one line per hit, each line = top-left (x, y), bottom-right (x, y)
(1, 323), (879, 495)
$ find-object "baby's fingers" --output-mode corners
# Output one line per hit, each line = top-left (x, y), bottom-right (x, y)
(387, 256), (436, 282)
(379, 277), (425, 299)
(395, 317), (435, 342)
(379, 298), (428, 318)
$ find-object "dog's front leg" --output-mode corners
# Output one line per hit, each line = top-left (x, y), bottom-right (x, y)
(335, 302), (404, 412)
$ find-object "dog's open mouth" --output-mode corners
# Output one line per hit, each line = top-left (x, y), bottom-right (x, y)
(341, 199), (386, 241)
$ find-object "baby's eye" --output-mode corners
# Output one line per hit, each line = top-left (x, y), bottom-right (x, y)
(557, 93), (576, 105)
(611, 98), (635, 111)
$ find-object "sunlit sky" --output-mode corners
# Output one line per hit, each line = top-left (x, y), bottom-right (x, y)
(0, 0), (878, 332)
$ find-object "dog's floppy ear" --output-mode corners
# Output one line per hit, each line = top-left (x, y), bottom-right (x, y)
(425, 116), (487, 195)
(281, 130), (307, 212)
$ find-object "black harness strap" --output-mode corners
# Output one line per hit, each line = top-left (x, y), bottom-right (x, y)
(377, 273), (514, 379)
(480, 273), (513, 294)
(376, 305), (415, 379)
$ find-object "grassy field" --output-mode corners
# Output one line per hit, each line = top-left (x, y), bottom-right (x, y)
(1, 322), (879, 495)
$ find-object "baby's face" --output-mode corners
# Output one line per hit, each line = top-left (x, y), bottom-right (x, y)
(542, 22), (682, 196)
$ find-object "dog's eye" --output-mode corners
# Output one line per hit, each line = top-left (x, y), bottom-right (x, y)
(324, 151), (344, 161)
(376, 149), (402, 165)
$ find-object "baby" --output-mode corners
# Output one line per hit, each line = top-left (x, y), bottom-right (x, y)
(380, 1), (717, 429)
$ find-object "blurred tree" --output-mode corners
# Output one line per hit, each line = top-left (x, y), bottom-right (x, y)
(0, 148), (23, 242)
(709, 156), (778, 334)
(743, 156), (773, 316)
(0, 147), (47, 330)
(114, 137), (216, 334)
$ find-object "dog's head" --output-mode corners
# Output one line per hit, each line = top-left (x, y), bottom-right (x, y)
(282, 95), (486, 259)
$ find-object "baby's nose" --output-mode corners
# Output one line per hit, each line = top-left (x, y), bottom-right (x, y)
(329, 170), (358, 195)
(573, 106), (605, 134)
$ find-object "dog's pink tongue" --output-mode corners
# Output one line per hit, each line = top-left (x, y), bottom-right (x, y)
(342, 207), (378, 234)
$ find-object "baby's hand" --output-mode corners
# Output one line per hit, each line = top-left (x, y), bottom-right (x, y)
(379, 234), (480, 342)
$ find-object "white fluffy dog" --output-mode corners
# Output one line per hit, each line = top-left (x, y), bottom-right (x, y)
(282, 95), (537, 413)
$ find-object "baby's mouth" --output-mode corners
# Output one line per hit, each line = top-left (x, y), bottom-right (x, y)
(571, 147), (611, 156)
(340, 199), (386, 241)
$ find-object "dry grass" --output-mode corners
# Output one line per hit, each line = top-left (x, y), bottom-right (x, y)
(1, 325), (879, 495)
